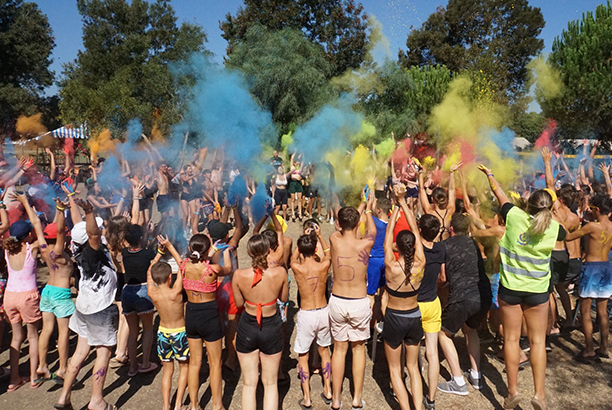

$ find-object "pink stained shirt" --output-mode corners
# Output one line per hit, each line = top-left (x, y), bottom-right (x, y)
(5, 242), (38, 292)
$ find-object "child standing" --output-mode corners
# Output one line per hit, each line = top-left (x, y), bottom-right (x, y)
(148, 238), (189, 410)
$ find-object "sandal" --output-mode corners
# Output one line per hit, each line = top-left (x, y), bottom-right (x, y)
(110, 357), (129, 368)
(503, 394), (521, 409)
(53, 403), (74, 410)
(352, 400), (365, 410)
(531, 397), (548, 410)
(7, 378), (27, 392)
(298, 400), (312, 410)
(138, 362), (159, 374)
(321, 392), (333, 405)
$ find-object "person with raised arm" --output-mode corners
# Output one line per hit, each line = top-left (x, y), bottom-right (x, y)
(3, 191), (43, 391)
(55, 198), (119, 410)
(383, 184), (426, 410)
(328, 189), (376, 410)
(291, 224), (333, 409)
(480, 165), (564, 410)
(418, 161), (461, 241)
(232, 235), (289, 410)
(36, 197), (75, 386)
(563, 193), (612, 362)
(164, 231), (232, 410)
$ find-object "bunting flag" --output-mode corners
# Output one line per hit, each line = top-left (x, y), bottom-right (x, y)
(9, 124), (90, 145)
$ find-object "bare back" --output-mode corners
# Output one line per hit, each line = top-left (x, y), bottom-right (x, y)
(292, 256), (331, 310)
(148, 282), (185, 329)
(329, 231), (374, 299)
(233, 266), (288, 318)
(584, 219), (612, 262)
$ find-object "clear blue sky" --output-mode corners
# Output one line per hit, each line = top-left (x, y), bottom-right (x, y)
(35, 0), (605, 96)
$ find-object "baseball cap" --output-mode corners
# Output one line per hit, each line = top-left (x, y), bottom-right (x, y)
(70, 217), (104, 245)
(207, 220), (233, 241)
(9, 220), (33, 241)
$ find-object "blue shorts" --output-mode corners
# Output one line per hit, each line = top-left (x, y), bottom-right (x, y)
(157, 326), (190, 362)
(121, 284), (155, 315)
(488, 273), (500, 310)
(367, 256), (386, 296)
(40, 285), (75, 318)
(579, 262), (612, 299)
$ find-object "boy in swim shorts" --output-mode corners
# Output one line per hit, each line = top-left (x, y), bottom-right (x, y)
(148, 259), (189, 410)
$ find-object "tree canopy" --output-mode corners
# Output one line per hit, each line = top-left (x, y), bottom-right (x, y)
(220, 0), (369, 77)
(59, 0), (208, 134)
(0, 0), (55, 137)
(541, 1), (612, 140)
(399, 0), (544, 103)
(226, 25), (333, 133)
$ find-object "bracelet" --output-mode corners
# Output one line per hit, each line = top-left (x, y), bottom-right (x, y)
(487, 173), (494, 177)
(67, 192), (75, 197)
(323, 248), (330, 253)
(157, 249), (165, 255)
(133, 197), (139, 200)
(365, 210), (372, 214)
(56, 206), (65, 211)
(0, 205), (5, 210)
(120, 197), (125, 202)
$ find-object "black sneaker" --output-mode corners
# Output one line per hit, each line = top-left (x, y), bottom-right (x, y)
(520, 337), (530, 352)
(545, 339), (553, 352)
(423, 396), (436, 410)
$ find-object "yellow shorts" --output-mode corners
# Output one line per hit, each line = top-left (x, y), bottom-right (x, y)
(418, 297), (442, 333)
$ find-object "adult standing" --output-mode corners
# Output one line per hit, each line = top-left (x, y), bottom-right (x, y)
(481, 165), (564, 410)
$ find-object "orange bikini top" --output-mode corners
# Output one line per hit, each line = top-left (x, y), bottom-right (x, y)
(245, 267), (276, 328)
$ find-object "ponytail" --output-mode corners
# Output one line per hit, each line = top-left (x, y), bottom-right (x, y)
(3, 237), (22, 255)
(529, 208), (553, 236)
(188, 234), (210, 264)
(396, 230), (416, 286)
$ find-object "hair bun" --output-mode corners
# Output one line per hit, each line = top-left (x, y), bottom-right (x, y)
(191, 250), (201, 259)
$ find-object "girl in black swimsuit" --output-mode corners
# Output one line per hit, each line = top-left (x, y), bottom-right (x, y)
(383, 185), (426, 410)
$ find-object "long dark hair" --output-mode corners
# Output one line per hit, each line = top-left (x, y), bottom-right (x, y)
(107, 215), (129, 253)
(188, 234), (211, 263)
(396, 230), (416, 286)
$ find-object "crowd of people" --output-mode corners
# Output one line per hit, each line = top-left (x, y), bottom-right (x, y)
(0, 139), (610, 410)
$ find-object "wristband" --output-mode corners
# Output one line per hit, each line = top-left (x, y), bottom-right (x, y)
(365, 210), (372, 214)
(67, 192), (75, 197)
(157, 249), (165, 255)
(323, 248), (330, 253)
(0, 205), (5, 210)
(487, 173), (494, 177)
(133, 197), (139, 200)
(56, 206), (65, 211)
(120, 197), (125, 202)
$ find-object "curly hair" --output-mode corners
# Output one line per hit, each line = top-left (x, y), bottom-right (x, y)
(248, 234), (269, 271)
(2, 237), (22, 255)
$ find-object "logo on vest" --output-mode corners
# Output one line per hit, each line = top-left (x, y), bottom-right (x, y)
(517, 232), (532, 246)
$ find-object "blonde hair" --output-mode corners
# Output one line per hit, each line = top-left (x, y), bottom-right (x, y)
(527, 190), (553, 236)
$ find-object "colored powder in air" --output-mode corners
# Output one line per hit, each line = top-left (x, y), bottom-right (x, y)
(534, 119), (557, 149)
(16, 113), (47, 137)
(375, 138), (394, 158)
(250, 183), (271, 224)
(528, 56), (563, 100)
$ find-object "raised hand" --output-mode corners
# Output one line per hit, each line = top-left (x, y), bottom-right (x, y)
(478, 164), (492, 175)
(121, 211), (132, 222)
(393, 183), (407, 201)
(54, 197), (69, 209)
(74, 198), (94, 212)
(9, 190), (28, 204)
(541, 147), (552, 162)
(449, 161), (463, 172)
(598, 162), (610, 175)
(157, 234), (170, 248)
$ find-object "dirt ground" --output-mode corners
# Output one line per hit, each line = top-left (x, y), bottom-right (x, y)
(1, 217), (611, 410)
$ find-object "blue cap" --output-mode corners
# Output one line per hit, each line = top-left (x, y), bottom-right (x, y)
(9, 220), (33, 241)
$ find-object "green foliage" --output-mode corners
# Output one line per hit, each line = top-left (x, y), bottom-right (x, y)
(59, 0), (208, 134)
(360, 63), (454, 140)
(221, 0), (369, 77)
(0, 0), (55, 137)
(511, 111), (547, 143)
(226, 25), (333, 134)
(542, 1), (612, 140)
(400, 0), (544, 103)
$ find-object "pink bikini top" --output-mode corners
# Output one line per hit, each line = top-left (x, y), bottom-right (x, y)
(180, 259), (218, 294)
(5, 242), (38, 292)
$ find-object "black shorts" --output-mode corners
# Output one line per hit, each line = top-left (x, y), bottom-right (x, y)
(303, 185), (310, 198)
(274, 188), (288, 206)
(441, 299), (490, 335)
(498, 285), (549, 307)
(550, 250), (569, 289)
(157, 194), (171, 214)
(236, 311), (283, 355)
(383, 306), (423, 349)
(566, 258), (582, 284)
(185, 300), (223, 342)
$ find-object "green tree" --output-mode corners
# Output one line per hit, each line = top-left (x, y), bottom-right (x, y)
(511, 111), (547, 143)
(399, 0), (544, 103)
(226, 25), (333, 133)
(360, 63), (454, 139)
(541, 1), (612, 140)
(59, 0), (208, 134)
(221, 0), (369, 77)
(0, 0), (55, 138)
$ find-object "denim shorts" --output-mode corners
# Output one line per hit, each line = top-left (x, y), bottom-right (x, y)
(121, 283), (155, 316)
